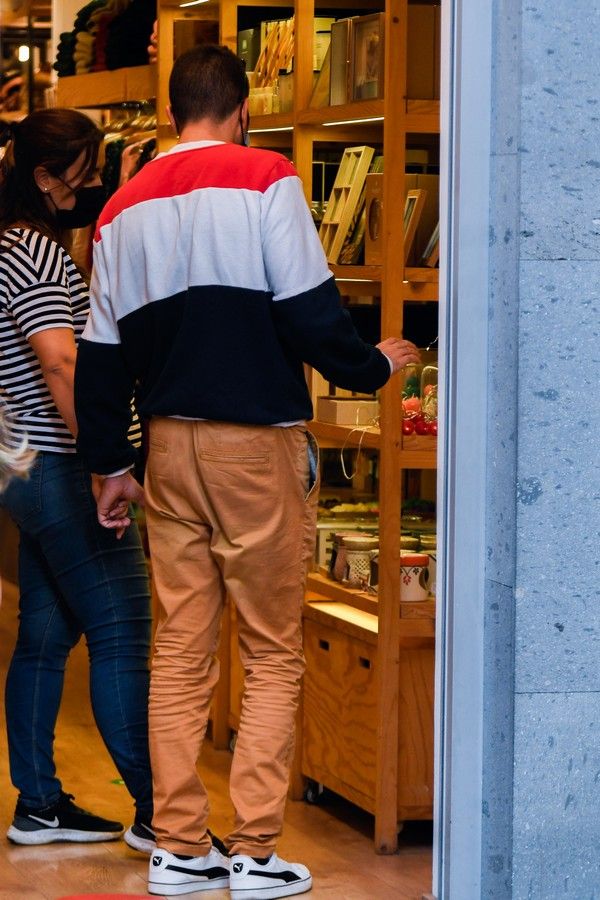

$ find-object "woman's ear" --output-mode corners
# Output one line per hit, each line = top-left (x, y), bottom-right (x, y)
(33, 165), (52, 194)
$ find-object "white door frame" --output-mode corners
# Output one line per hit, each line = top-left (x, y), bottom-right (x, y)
(434, 0), (494, 896)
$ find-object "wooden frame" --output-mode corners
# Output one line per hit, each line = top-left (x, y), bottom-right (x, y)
(351, 13), (385, 101)
(319, 145), (375, 264)
(421, 220), (440, 267)
(404, 188), (427, 264)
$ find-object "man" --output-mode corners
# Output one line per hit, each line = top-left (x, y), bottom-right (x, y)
(75, 44), (420, 899)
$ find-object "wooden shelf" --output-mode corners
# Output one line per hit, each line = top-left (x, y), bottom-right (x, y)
(297, 99), (384, 127)
(331, 264), (382, 283)
(398, 449), (437, 469)
(309, 420), (380, 449)
(404, 267), (439, 283)
(248, 112), (294, 132)
(405, 99), (440, 133)
(56, 65), (155, 108)
(307, 571), (378, 615)
(296, 98), (439, 132)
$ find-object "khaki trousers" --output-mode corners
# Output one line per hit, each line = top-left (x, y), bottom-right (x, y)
(144, 417), (319, 856)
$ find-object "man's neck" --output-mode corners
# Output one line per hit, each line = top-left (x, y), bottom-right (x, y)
(177, 117), (238, 145)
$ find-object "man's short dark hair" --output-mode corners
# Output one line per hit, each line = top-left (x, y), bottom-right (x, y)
(169, 44), (249, 130)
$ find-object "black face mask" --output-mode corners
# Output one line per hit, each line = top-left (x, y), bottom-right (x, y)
(53, 185), (106, 229)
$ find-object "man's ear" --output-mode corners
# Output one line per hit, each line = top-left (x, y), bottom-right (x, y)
(166, 105), (178, 135)
(241, 97), (250, 130)
(33, 165), (52, 193)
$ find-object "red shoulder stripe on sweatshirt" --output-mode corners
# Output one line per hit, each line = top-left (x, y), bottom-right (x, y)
(95, 143), (297, 240)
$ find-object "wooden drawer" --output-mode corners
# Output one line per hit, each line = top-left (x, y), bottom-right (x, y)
(302, 618), (377, 810)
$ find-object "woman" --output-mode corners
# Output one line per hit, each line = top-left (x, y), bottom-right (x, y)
(0, 108), (153, 852)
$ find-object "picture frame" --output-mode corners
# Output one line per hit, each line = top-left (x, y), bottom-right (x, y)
(351, 13), (385, 101)
(403, 189), (427, 264)
(329, 18), (353, 105)
(421, 220), (440, 267)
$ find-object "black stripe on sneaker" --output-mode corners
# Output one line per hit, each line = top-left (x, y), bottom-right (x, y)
(165, 863), (229, 879)
(248, 869), (301, 883)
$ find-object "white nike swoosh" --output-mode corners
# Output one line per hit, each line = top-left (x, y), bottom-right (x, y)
(28, 815), (60, 828)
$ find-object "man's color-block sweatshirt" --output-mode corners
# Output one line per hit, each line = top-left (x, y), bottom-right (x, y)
(75, 140), (391, 474)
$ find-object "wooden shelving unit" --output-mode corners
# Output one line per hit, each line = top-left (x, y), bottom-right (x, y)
(155, 0), (439, 854)
(56, 65), (156, 108)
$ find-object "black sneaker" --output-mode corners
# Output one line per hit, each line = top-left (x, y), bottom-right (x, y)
(125, 814), (156, 854)
(7, 791), (123, 845)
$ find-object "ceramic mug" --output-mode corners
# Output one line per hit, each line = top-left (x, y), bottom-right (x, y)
(426, 550), (437, 596)
(344, 547), (379, 587)
(400, 552), (430, 602)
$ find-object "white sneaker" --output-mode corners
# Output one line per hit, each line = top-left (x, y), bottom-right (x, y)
(148, 846), (230, 895)
(229, 852), (312, 899)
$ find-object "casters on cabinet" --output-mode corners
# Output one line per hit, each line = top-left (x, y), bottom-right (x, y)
(303, 779), (324, 805)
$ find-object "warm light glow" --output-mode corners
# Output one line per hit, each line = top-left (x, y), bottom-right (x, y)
(18, 45), (30, 63)
(248, 126), (294, 134)
(322, 116), (384, 127)
(179, 0), (209, 6)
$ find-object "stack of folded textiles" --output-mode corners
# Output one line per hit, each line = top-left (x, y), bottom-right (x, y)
(53, 0), (156, 78)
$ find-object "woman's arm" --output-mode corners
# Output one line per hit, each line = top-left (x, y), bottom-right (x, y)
(28, 327), (78, 438)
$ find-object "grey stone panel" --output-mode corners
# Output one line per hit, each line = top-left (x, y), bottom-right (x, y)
(491, 0), (522, 157)
(520, 3), (600, 260)
(486, 153), (520, 589)
(481, 579), (515, 898)
(512, 692), (600, 899)
(514, 260), (600, 693)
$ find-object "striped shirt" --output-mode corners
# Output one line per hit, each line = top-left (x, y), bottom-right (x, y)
(0, 227), (141, 453)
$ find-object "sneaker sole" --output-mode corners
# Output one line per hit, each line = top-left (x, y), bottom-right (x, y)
(124, 826), (156, 854)
(148, 877), (230, 895)
(230, 875), (312, 899)
(7, 825), (122, 845)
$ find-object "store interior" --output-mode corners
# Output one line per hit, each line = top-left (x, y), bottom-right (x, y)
(0, 0), (440, 896)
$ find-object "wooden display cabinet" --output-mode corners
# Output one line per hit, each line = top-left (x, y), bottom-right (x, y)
(153, 0), (440, 855)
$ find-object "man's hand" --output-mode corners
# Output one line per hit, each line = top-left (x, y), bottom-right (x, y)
(95, 472), (145, 539)
(376, 338), (422, 374)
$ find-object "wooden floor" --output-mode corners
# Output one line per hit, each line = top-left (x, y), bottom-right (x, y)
(0, 579), (432, 899)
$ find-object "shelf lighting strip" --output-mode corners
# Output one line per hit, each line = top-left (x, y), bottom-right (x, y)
(321, 116), (385, 127)
(179, 0), (209, 7)
(248, 126), (294, 133)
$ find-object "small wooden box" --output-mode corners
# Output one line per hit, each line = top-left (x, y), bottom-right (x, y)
(316, 396), (379, 426)
(364, 173), (384, 266)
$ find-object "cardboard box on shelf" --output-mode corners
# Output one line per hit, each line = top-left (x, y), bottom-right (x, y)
(317, 396), (379, 426)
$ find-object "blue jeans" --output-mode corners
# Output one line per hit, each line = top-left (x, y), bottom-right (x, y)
(1, 451), (152, 816)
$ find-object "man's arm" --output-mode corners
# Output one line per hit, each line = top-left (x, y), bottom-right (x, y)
(261, 162), (420, 391)
(74, 235), (137, 475)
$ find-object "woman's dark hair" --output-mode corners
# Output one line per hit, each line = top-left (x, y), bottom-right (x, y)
(169, 44), (249, 131)
(0, 108), (103, 244)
